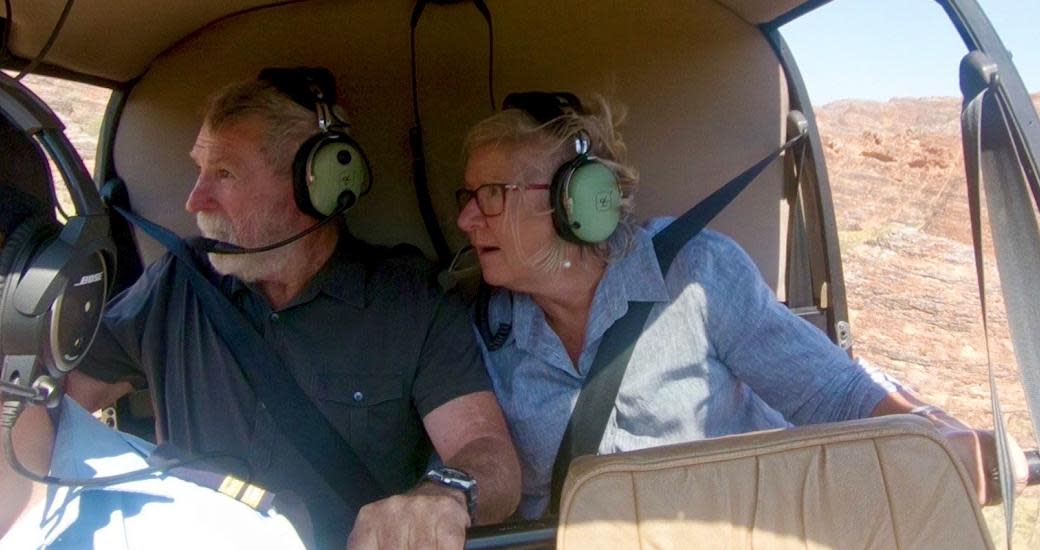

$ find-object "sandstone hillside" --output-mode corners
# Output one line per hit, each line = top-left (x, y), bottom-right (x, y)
(816, 94), (1040, 441)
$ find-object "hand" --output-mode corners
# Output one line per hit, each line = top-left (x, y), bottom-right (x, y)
(931, 417), (1028, 505)
(872, 394), (1030, 506)
(346, 483), (470, 550)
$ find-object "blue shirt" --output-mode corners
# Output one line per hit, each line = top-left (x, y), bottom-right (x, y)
(1, 397), (305, 550)
(481, 219), (902, 518)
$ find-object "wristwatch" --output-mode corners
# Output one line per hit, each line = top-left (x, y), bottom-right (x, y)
(422, 466), (479, 523)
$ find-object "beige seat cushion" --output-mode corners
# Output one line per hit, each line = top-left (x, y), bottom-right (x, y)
(557, 415), (992, 550)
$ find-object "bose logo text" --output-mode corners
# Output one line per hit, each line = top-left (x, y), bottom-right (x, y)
(74, 272), (104, 287)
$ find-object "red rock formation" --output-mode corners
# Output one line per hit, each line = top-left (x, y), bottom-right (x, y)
(817, 94), (1040, 441)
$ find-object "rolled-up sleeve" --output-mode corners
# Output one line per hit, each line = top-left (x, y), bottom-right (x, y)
(412, 289), (492, 418)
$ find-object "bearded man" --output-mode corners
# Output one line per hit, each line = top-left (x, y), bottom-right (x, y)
(0, 72), (520, 550)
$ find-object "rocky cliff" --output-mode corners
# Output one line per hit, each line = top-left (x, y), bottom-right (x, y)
(817, 94), (1040, 441)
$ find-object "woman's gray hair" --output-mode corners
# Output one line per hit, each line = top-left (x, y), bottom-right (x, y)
(202, 80), (319, 179)
(463, 94), (639, 269)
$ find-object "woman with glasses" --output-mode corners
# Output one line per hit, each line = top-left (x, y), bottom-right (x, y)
(454, 91), (1025, 520)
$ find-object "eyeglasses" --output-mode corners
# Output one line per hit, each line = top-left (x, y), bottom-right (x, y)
(455, 183), (550, 217)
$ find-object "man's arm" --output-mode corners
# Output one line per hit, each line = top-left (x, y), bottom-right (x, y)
(871, 389), (1028, 505)
(0, 371), (132, 538)
(422, 390), (521, 523)
(347, 391), (521, 550)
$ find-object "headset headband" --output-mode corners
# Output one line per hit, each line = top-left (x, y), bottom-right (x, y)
(502, 91), (584, 125)
(503, 91), (592, 157)
(0, 72), (106, 218)
(257, 67), (338, 112)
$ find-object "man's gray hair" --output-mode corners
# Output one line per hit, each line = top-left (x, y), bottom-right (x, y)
(202, 80), (318, 178)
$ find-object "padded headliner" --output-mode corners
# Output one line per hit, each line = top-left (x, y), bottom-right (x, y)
(1, 0), (809, 82)
(112, 0), (793, 296)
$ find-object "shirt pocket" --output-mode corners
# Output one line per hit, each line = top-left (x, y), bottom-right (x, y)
(316, 372), (408, 462)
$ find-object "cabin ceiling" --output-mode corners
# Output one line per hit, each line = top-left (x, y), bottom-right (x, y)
(0, 0), (810, 83)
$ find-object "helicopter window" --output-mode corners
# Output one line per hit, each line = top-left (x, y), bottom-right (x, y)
(783, 1), (1040, 543)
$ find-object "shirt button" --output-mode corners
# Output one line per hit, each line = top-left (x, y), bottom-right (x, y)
(353, 391), (364, 402)
(270, 312), (280, 321)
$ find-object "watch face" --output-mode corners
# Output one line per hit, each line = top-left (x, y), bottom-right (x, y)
(424, 467), (479, 521)
(426, 468), (476, 493)
(425, 468), (477, 500)
(437, 467), (475, 487)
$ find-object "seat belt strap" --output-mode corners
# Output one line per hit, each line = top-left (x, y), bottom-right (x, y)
(961, 50), (1040, 547)
(963, 71), (1015, 550)
(549, 124), (808, 512)
(112, 206), (386, 510)
(654, 131), (807, 273)
(962, 55), (1040, 455)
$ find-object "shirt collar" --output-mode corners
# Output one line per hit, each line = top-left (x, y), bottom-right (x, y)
(605, 225), (671, 304)
(303, 234), (367, 308)
(582, 225), (670, 342)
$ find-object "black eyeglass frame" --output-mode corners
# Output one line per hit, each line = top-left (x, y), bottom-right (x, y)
(455, 182), (550, 217)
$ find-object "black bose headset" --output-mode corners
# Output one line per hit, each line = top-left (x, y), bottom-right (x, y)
(1, 70), (287, 488)
(0, 70), (116, 397)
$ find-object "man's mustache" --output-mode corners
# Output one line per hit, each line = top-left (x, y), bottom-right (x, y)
(197, 212), (235, 242)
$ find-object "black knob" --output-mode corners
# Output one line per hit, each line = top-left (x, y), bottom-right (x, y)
(337, 150), (352, 165)
(1026, 449), (1040, 486)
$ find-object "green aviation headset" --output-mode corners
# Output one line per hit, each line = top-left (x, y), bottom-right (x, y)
(258, 67), (372, 219)
(502, 91), (622, 244)
(476, 92), (623, 351)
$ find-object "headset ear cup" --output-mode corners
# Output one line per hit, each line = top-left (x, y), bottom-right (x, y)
(292, 133), (328, 219)
(1, 216), (59, 303)
(551, 157), (621, 244)
(0, 216), (60, 350)
(293, 132), (372, 218)
(1, 214), (109, 373)
(549, 161), (579, 243)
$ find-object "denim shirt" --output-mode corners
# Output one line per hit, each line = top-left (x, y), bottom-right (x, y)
(0, 398), (305, 550)
(481, 219), (902, 518)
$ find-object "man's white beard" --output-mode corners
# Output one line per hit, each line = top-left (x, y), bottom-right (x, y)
(196, 208), (300, 282)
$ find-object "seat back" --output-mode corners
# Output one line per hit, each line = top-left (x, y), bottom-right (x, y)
(557, 415), (993, 550)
